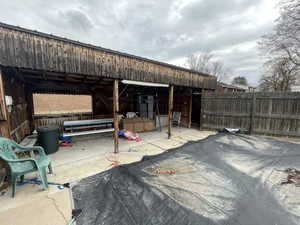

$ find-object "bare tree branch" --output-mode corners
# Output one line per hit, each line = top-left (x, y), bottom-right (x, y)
(185, 52), (230, 82)
(259, 0), (300, 90)
(259, 57), (298, 91)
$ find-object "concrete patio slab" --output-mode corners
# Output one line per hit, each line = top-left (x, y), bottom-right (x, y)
(0, 128), (215, 225)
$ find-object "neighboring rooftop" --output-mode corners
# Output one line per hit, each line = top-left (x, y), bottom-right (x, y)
(291, 85), (300, 92)
(218, 82), (247, 90)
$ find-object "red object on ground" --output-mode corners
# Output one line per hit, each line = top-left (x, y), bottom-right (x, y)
(59, 141), (73, 147)
(124, 131), (142, 142)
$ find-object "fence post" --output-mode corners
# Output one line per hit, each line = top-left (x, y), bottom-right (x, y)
(168, 85), (174, 139)
(249, 92), (256, 134)
(200, 93), (204, 130)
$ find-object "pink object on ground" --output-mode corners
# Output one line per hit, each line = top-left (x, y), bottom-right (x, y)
(124, 131), (142, 142)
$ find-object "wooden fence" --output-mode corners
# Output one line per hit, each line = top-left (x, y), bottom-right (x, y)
(201, 92), (300, 137)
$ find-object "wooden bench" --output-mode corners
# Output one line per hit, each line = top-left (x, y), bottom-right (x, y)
(19, 134), (38, 157)
(63, 119), (114, 137)
(19, 134), (38, 147)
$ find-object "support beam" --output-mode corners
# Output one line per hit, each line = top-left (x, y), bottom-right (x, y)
(188, 93), (192, 128)
(0, 69), (7, 121)
(25, 90), (34, 132)
(168, 85), (174, 139)
(0, 69), (11, 138)
(113, 80), (119, 153)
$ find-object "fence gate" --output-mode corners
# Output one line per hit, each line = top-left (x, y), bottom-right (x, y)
(201, 92), (300, 137)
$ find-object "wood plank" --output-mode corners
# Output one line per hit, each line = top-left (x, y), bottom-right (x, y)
(0, 24), (217, 89)
(249, 93), (256, 134)
(202, 111), (250, 117)
(201, 92), (300, 137)
(168, 85), (174, 139)
(113, 80), (119, 153)
(0, 69), (11, 138)
(10, 120), (29, 135)
(19, 134), (37, 146)
(188, 94), (192, 128)
(65, 124), (112, 131)
(0, 68), (7, 120)
(63, 119), (113, 126)
(63, 128), (114, 137)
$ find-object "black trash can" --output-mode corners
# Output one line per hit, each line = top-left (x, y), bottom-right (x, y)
(37, 125), (60, 155)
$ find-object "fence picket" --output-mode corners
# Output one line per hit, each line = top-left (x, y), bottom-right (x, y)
(201, 92), (300, 137)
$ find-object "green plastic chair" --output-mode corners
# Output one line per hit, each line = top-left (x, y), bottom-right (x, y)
(0, 137), (53, 197)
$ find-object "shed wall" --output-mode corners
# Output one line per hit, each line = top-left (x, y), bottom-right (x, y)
(0, 71), (31, 142)
(0, 24), (216, 89)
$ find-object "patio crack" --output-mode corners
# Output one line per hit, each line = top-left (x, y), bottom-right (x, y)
(147, 141), (166, 151)
(46, 195), (68, 224)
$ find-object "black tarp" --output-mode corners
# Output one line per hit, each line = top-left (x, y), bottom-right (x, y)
(71, 134), (300, 225)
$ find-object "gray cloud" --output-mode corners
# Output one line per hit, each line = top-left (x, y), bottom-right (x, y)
(221, 48), (264, 84)
(0, 0), (277, 84)
(58, 10), (93, 33)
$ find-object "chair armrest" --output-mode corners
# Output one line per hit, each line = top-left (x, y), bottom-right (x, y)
(6, 157), (39, 170)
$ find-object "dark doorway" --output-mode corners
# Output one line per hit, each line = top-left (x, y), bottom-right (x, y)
(191, 94), (201, 126)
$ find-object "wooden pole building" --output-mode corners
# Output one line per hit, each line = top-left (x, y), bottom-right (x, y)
(113, 80), (119, 153)
(0, 22), (217, 147)
(168, 85), (174, 139)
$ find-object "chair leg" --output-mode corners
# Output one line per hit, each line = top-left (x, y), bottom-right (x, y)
(38, 168), (48, 190)
(48, 164), (53, 174)
(11, 174), (17, 198)
(20, 175), (24, 183)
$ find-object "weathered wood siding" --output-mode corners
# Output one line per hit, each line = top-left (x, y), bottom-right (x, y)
(201, 92), (300, 137)
(0, 23), (216, 89)
(0, 69), (10, 138)
(2, 72), (31, 142)
(174, 92), (192, 127)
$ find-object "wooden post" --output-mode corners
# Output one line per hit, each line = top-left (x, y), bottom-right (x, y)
(249, 92), (256, 135)
(91, 91), (97, 117)
(0, 69), (11, 138)
(199, 90), (203, 130)
(267, 98), (273, 131)
(113, 80), (119, 153)
(0, 69), (7, 121)
(188, 90), (193, 128)
(25, 90), (34, 132)
(168, 85), (174, 139)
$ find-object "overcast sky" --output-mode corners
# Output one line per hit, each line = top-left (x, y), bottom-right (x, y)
(0, 0), (279, 85)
